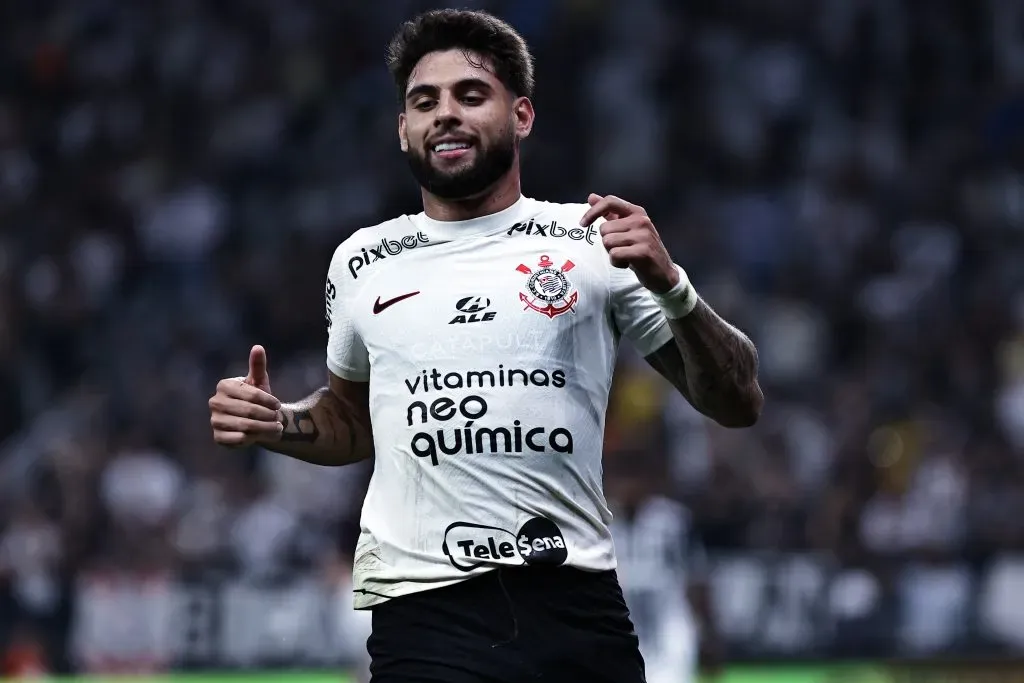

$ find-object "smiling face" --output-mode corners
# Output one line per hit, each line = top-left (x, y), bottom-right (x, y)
(399, 49), (534, 201)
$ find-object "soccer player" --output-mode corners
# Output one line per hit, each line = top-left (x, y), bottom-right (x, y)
(208, 9), (762, 683)
(608, 466), (722, 683)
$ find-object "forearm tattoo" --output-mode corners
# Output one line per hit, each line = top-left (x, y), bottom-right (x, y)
(649, 299), (763, 426)
(279, 408), (321, 443)
(274, 387), (371, 466)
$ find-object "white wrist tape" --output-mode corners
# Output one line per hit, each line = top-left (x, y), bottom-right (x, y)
(652, 264), (699, 319)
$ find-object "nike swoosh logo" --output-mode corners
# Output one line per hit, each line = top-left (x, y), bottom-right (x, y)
(373, 291), (420, 314)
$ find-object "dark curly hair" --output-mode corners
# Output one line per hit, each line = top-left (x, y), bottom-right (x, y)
(386, 9), (535, 104)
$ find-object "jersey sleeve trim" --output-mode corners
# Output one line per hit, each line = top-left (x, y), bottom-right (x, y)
(327, 357), (371, 382)
(633, 319), (673, 357)
(326, 239), (371, 381)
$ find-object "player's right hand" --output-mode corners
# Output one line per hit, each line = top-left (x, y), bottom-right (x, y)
(209, 345), (284, 447)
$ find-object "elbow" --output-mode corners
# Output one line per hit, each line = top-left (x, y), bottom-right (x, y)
(712, 383), (764, 429)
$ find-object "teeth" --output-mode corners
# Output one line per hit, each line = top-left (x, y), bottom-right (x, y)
(434, 142), (470, 152)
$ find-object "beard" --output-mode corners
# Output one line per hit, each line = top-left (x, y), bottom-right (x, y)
(406, 127), (517, 200)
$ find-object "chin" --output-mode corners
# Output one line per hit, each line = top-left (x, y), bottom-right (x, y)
(430, 163), (473, 177)
(430, 156), (476, 173)
(429, 183), (493, 202)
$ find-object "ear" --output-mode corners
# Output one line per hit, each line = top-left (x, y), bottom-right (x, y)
(398, 112), (409, 152)
(513, 97), (535, 140)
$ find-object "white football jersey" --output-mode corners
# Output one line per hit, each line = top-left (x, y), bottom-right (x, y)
(324, 196), (674, 608)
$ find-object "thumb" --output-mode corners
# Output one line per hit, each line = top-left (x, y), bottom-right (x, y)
(245, 345), (269, 387)
(587, 193), (602, 206)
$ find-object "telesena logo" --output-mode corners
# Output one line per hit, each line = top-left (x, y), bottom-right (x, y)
(348, 232), (429, 279)
(442, 517), (568, 571)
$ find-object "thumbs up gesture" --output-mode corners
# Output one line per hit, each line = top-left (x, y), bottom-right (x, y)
(209, 345), (284, 447)
(245, 344), (273, 394)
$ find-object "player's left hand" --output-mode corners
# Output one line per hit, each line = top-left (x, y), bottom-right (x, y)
(580, 193), (679, 294)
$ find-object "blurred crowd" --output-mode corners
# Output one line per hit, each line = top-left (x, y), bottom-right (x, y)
(3, 0), (1024, 674)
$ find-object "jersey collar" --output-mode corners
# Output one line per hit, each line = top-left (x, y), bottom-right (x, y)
(412, 195), (534, 241)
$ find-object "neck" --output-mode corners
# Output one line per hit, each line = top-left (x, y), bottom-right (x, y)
(421, 165), (522, 222)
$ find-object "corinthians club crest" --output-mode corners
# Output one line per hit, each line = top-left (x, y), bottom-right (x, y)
(515, 255), (579, 319)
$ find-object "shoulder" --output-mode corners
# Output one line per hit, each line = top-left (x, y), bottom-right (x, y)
(507, 199), (608, 251)
(328, 215), (431, 282)
(529, 200), (594, 225)
(332, 214), (426, 258)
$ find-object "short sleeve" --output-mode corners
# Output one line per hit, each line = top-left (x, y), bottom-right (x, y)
(609, 265), (673, 357)
(325, 246), (370, 381)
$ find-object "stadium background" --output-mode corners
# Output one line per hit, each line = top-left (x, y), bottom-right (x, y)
(2, 0), (1024, 680)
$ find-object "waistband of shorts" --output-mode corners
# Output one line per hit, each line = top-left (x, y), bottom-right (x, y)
(466, 565), (618, 595)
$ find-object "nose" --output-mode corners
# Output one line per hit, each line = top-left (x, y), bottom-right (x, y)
(433, 93), (461, 127)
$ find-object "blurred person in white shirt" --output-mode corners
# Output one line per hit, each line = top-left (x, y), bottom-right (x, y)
(608, 465), (722, 683)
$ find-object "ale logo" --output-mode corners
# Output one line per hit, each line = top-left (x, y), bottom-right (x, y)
(449, 295), (497, 325)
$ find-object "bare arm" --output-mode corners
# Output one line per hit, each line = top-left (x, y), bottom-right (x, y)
(210, 366), (373, 467)
(645, 299), (763, 428)
(577, 193), (762, 428)
(269, 373), (373, 466)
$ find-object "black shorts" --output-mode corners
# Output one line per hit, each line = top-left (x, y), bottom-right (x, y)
(366, 566), (646, 683)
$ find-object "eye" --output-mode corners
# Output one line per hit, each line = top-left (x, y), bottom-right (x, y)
(413, 99), (436, 112)
(461, 94), (484, 106)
